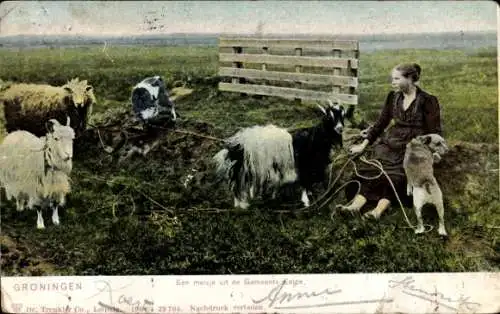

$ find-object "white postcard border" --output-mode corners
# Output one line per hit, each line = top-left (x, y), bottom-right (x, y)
(1, 272), (499, 314)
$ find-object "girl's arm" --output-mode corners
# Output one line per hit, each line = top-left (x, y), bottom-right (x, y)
(365, 91), (395, 145)
(423, 95), (442, 136)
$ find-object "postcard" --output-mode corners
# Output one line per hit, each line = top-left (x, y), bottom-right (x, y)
(1, 1), (499, 313)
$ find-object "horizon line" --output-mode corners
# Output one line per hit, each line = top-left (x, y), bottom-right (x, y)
(0, 29), (496, 39)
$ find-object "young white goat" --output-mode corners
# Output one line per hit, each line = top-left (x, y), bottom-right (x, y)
(0, 117), (75, 229)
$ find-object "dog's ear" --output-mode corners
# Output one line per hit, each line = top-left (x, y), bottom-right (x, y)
(417, 135), (432, 145)
(425, 136), (432, 145)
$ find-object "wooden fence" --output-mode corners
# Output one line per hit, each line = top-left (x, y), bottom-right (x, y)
(217, 36), (360, 105)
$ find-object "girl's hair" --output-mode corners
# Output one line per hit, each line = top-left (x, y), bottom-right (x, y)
(394, 63), (421, 82)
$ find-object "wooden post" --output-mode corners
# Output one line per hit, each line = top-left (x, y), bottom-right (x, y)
(332, 49), (341, 101)
(294, 47), (302, 105)
(254, 46), (269, 99)
(347, 48), (359, 125)
(232, 46), (246, 96)
(348, 49), (359, 95)
(232, 46), (243, 84)
(262, 47), (269, 88)
(262, 47), (269, 72)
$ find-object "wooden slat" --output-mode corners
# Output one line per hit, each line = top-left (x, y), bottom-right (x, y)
(219, 53), (358, 69)
(219, 67), (358, 87)
(332, 49), (342, 94)
(219, 83), (358, 105)
(219, 37), (359, 51)
(218, 36), (360, 103)
(231, 46), (243, 84)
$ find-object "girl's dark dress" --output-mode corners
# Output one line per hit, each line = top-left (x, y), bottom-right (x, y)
(351, 86), (443, 205)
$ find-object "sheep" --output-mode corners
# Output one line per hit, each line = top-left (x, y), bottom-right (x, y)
(131, 75), (177, 126)
(403, 133), (449, 236)
(0, 78), (96, 138)
(0, 117), (75, 229)
(61, 77), (96, 132)
(213, 99), (349, 209)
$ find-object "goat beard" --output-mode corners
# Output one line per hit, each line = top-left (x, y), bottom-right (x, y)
(45, 150), (73, 174)
(42, 170), (71, 199)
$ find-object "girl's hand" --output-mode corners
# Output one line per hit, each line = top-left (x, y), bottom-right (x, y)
(349, 140), (369, 155)
(359, 127), (371, 139)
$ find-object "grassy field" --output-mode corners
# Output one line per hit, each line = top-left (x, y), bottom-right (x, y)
(0, 44), (498, 275)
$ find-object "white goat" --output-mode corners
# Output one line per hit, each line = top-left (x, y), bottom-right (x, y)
(213, 124), (297, 209)
(0, 117), (75, 229)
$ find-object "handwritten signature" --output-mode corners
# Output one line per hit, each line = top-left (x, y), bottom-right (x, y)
(251, 279), (393, 309)
(86, 280), (154, 312)
(119, 294), (154, 311)
(389, 276), (481, 312)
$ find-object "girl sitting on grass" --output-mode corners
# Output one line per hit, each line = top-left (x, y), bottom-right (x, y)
(340, 63), (443, 219)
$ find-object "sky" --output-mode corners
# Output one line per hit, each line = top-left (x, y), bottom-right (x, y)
(0, 1), (498, 36)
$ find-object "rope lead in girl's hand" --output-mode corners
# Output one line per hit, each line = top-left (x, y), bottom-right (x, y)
(348, 139), (369, 155)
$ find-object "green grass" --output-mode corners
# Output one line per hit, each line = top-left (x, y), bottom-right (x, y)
(0, 45), (498, 275)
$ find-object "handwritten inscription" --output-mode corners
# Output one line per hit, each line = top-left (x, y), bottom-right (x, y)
(251, 279), (393, 310)
(118, 294), (154, 312)
(251, 279), (340, 308)
(87, 280), (136, 312)
(10, 275), (486, 313)
(389, 276), (482, 312)
(88, 280), (181, 313)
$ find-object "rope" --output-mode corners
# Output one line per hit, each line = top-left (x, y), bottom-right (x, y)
(171, 128), (226, 143)
(75, 154), (356, 216)
(79, 121), (353, 214)
(85, 120), (226, 155)
(80, 121), (425, 232)
(84, 121), (123, 153)
(297, 153), (359, 212)
(95, 127), (114, 153)
(351, 154), (433, 233)
(76, 145), (429, 234)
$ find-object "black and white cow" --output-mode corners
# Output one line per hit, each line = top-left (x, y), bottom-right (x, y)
(131, 75), (177, 124)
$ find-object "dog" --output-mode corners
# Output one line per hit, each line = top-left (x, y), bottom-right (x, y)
(403, 133), (449, 236)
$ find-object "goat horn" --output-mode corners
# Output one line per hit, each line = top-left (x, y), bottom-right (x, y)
(328, 98), (341, 108)
(316, 104), (327, 114)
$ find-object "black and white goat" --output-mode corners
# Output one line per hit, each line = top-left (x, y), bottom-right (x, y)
(291, 100), (348, 207)
(131, 75), (177, 125)
(213, 100), (349, 209)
